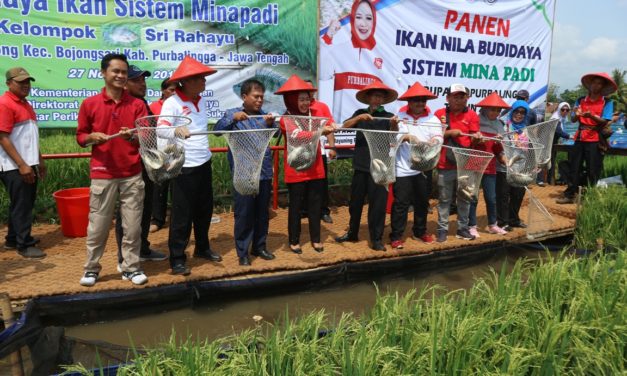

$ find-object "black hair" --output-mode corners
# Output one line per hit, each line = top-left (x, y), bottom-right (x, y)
(101, 53), (128, 71)
(240, 79), (265, 96)
(160, 78), (173, 90)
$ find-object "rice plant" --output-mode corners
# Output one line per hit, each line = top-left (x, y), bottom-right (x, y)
(575, 185), (627, 250)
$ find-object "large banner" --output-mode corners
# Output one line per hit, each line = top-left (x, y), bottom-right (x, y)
(318, 0), (556, 123)
(0, 0), (317, 127)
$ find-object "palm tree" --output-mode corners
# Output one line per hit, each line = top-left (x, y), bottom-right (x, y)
(609, 68), (626, 113)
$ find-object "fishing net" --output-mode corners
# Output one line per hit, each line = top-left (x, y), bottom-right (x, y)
(222, 128), (278, 195)
(450, 147), (494, 202)
(409, 139), (443, 171)
(135, 115), (191, 184)
(358, 128), (406, 186)
(517, 119), (559, 169)
(501, 139), (545, 187)
(282, 115), (328, 171)
(525, 186), (554, 239)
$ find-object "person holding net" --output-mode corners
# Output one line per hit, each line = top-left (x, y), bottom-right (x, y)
(434, 84), (481, 242)
(158, 56), (222, 276)
(275, 75), (336, 254)
(389, 82), (441, 250)
(335, 80), (399, 251)
(467, 93), (509, 238)
(214, 79), (277, 266)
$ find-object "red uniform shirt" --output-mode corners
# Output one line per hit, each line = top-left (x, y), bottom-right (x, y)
(76, 88), (147, 179)
(472, 131), (503, 175)
(149, 99), (164, 115)
(434, 107), (480, 170)
(575, 96), (610, 142)
(280, 107), (326, 184)
(0, 90), (40, 171)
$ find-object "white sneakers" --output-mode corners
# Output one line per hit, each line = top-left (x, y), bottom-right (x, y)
(122, 271), (148, 285)
(79, 272), (99, 287)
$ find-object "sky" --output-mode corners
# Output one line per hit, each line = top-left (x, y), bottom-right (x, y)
(550, 0), (627, 92)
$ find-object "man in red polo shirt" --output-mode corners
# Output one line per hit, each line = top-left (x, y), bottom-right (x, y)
(434, 84), (481, 242)
(76, 53), (148, 287)
(0, 67), (46, 259)
(557, 72), (616, 204)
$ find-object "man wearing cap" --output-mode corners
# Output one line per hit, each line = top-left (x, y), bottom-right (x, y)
(434, 84), (481, 242)
(76, 53), (148, 287)
(557, 72), (616, 204)
(0, 67), (46, 259)
(159, 56), (222, 276)
(335, 80), (399, 251)
(114, 65), (168, 269)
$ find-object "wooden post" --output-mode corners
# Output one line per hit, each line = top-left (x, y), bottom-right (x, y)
(0, 294), (24, 376)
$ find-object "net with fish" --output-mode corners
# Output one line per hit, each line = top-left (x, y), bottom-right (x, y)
(281, 115), (328, 171)
(357, 128), (407, 186)
(449, 147), (494, 202)
(135, 115), (191, 184)
(525, 186), (554, 239)
(501, 139), (545, 187)
(510, 119), (559, 169)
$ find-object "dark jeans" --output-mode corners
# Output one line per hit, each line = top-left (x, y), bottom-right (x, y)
(233, 179), (271, 257)
(509, 186), (526, 226)
(168, 160), (213, 267)
(390, 174), (429, 241)
(301, 155), (331, 216)
(0, 168), (38, 250)
(151, 179), (171, 227)
(469, 174), (497, 227)
(495, 171), (509, 227)
(347, 170), (387, 242)
(116, 165), (153, 263)
(564, 141), (603, 197)
(288, 179), (324, 245)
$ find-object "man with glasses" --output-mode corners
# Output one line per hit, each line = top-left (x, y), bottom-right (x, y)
(0, 67), (47, 259)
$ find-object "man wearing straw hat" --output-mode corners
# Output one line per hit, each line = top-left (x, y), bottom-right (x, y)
(0, 67), (46, 259)
(434, 84), (481, 242)
(556, 72), (616, 204)
(335, 80), (399, 251)
(76, 53), (148, 286)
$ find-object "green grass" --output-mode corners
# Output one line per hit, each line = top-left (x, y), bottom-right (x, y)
(63, 249), (627, 375)
(575, 185), (627, 250)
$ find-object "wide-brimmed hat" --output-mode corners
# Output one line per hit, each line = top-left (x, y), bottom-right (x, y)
(356, 81), (398, 104)
(5, 67), (35, 82)
(169, 56), (216, 82)
(476, 92), (510, 109)
(274, 75), (317, 95)
(581, 72), (617, 96)
(398, 82), (437, 101)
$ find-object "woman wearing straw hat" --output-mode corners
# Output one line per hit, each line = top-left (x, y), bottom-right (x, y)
(389, 82), (442, 249)
(159, 56), (222, 276)
(334, 80), (399, 251)
(469, 92), (509, 237)
(275, 75), (336, 254)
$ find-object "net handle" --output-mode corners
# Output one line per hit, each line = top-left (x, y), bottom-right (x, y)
(458, 132), (502, 142)
(85, 128), (138, 146)
(399, 120), (445, 128)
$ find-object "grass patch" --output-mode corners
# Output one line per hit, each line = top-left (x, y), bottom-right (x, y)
(575, 185), (627, 250)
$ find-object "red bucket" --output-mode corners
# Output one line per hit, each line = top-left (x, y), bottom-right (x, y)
(53, 188), (90, 237)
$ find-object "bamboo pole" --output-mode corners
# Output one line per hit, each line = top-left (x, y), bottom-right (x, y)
(0, 293), (24, 376)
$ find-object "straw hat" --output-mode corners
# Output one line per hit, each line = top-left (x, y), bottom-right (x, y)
(356, 81), (398, 104)
(581, 72), (618, 96)
(169, 56), (216, 82)
(398, 82), (437, 101)
(476, 92), (510, 109)
(274, 75), (317, 95)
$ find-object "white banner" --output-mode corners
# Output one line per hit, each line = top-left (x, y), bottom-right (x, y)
(318, 0), (556, 122)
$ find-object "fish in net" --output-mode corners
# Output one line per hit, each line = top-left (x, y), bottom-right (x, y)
(222, 127), (278, 195)
(135, 115), (192, 184)
(501, 139), (545, 187)
(449, 147), (494, 202)
(506, 119), (559, 169)
(281, 115), (328, 171)
(525, 186), (554, 239)
(409, 139), (443, 171)
(357, 128), (407, 186)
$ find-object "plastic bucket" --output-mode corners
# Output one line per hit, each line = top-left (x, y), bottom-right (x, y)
(53, 188), (90, 237)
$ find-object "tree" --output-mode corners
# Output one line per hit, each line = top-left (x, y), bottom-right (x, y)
(559, 85), (586, 106)
(609, 68), (626, 113)
(547, 83), (560, 103)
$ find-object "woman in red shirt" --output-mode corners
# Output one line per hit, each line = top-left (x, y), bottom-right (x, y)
(275, 75), (336, 254)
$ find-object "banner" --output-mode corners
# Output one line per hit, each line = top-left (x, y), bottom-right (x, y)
(0, 0), (317, 127)
(318, 0), (556, 122)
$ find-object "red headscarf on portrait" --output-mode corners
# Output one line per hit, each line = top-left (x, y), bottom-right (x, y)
(350, 0), (377, 50)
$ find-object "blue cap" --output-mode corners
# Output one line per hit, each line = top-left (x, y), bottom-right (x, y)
(128, 65), (151, 80)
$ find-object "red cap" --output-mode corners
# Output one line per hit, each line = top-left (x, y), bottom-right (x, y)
(476, 92), (510, 109)
(169, 56), (217, 82)
(398, 82), (437, 101)
(274, 75), (317, 95)
(356, 81), (398, 104)
(581, 72), (617, 96)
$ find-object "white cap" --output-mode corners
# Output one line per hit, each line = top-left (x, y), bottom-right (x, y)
(448, 83), (469, 95)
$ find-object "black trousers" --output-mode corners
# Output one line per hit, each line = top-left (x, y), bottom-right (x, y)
(495, 171), (510, 227)
(347, 169), (387, 242)
(390, 174), (430, 241)
(301, 155), (331, 216)
(288, 179), (324, 245)
(0, 168), (38, 250)
(168, 160), (213, 267)
(115, 165), (153, 262)
(151, 179), (171, 227)
(508, 186), (526, 226)
(233, 179), (271, 258)
(564, 141), (603, 197)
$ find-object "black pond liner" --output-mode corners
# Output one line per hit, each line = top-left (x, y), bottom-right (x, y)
(1, 237), (574, 375)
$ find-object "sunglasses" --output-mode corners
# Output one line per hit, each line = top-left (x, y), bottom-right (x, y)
(560, 108), (570, 112)
(513, 110), (526, 115)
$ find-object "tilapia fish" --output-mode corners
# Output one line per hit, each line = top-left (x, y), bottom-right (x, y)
(457, 175), (476, 201)
(410, 144), (441, 171)
(507, 172), (535, 187)
(371, 158), (389, 185)
(287, 146), (314, 171)
(234, 177), (259, 196)
(163, 144), (185, 173)
(537, 157), (551, 170)
(142, 149), (166, 170)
